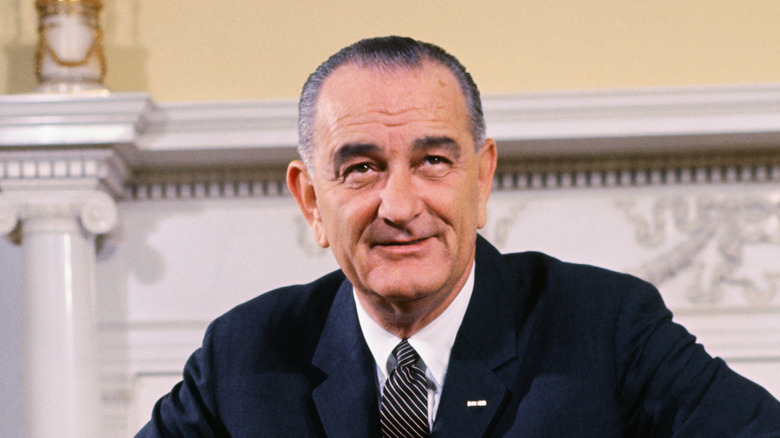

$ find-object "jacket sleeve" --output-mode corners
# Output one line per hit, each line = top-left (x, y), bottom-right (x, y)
(135, 320), (228, 438)
(614, 280), (780, 436)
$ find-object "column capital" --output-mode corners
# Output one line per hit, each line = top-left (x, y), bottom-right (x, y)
(0, 187), (118, 237)
(0, 147), (127, 238)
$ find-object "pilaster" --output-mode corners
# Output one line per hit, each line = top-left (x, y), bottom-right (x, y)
(0, 94), (139, 438)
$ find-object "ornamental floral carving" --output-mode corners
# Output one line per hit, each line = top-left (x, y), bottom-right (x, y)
(482, 202), (525, 249)
(618, 195), (780, 306)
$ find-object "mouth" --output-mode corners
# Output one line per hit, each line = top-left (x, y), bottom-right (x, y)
(372, 236), (432, 248)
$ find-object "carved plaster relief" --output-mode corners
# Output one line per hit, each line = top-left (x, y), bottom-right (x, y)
(618, 195), (780, 307)
(482, 202), (525, 249)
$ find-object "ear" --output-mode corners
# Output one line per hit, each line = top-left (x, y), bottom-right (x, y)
(286, 160), (329, 248)
(476, 139), (497, 229)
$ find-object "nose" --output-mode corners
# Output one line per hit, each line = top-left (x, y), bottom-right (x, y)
(377, 169), (423, 227)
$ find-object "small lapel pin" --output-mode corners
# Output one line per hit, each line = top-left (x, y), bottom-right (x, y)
(467, 400), (487, 407)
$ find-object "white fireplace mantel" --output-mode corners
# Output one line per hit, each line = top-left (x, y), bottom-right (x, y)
(3, 83), (780, 173)
(2, 84), (780, 436)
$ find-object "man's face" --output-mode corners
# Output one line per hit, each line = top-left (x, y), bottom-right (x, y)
(291, 61), (496, 313)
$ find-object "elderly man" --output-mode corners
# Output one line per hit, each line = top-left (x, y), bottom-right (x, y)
(138, 36), (780, 437)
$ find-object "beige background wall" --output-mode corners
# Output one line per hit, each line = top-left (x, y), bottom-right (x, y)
(2, 1), (779, 101)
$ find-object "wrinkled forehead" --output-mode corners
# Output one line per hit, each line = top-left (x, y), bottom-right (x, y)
(313, 61), (469, 137)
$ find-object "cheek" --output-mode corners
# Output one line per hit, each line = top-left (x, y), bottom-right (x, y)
(440, 182), (481, 224)
(323, 195), (374, 241)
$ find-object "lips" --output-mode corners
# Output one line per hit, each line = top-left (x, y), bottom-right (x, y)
(373, 237), (430, 247)
(365, 220), (441, 250)
(368, 236), (434, 260)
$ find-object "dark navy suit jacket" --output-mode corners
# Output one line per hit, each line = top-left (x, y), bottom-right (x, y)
(138, 236), (780, 437)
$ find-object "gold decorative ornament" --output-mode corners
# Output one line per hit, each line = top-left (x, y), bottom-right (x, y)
(34, 0), (107, 92)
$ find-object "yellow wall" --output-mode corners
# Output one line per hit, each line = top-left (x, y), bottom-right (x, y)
(2, 1), (779, 102)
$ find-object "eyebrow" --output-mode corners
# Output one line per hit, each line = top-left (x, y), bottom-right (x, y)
(413, 136), (461, 159)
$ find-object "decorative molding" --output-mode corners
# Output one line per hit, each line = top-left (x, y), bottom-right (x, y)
(483, 84), (780, 159)
(128, 168), (288, 200)
(0, 147), (128, 236)
(0, 148), (131, 197)
(0, 188), (119, 236)
(494, 156), (780, 191)
(672, 310), (780, 361)
(0, 92), (152, 147)
(98, 321), (209, 375)
(618, 195), (780, 307)
(136, 99), (298, 165)
(3, 84), (780, 199)
(482, 202), (525, 249)
(126, 154), (780, 200)
(96, 320), (210, 435)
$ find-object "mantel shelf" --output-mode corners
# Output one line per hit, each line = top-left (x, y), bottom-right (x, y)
(2, 83), (779, 174)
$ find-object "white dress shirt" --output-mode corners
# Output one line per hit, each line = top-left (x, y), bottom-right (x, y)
(354, 262), (475, 430)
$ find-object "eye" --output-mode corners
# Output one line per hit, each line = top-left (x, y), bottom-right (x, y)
(338, 161), (381, 186)
(343, 162), (374, 176)
(417, 155), (453, 179)
(424, 155), (451, 166)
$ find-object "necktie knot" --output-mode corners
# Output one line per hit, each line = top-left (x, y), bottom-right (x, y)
(392, 339), (420, 369)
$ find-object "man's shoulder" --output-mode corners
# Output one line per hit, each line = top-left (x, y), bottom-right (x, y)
(482, 237), (645, 290)
(484, 240), (656, 306)
(209, 269), (347, 336)
(505, 250), (642, 284)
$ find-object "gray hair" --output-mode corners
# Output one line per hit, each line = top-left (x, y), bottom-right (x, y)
(297, 36), (486, 170)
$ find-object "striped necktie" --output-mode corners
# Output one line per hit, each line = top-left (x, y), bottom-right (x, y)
(380, 339), (430, 438)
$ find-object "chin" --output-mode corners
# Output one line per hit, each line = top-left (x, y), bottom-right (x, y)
(366, 273), (447, 301)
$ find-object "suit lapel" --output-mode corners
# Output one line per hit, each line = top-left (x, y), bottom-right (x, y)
(311, 279), (379, 437)
(433, 236), (523, 436)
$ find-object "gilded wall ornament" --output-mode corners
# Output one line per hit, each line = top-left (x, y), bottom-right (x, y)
(35, 0), (106, 92)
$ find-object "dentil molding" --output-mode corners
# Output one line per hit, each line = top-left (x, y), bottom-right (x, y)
(0, 146), (128, 237)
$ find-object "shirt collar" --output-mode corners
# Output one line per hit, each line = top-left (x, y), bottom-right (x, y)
(354, 261), (475, 389)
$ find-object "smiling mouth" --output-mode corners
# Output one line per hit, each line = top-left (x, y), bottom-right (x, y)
(374, 237), (430, 247)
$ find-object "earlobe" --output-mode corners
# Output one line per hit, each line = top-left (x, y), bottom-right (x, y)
(310, 209), (329, 248)
(476, 139), (497, 229)
(286, 160), (330, 248)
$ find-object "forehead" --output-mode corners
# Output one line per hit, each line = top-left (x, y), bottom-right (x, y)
(312, 61), (470, 147)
